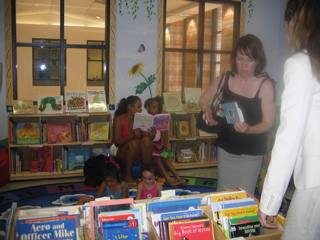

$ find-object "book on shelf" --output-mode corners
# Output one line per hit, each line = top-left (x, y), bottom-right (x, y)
(184, 88), (202, 111)
(89, 198), (134, 240)
(169, 218), (215, 240)
(133, 113), (171, 131)
(37, 95), (63, 114)
(175, 143), (197, 163)
(15, 122), (41, 145)
(228, 214), (263, 238)
(87, 90), (108, 112)
(65, 91), (87, 112)
(198, 129), (219, 137)
(66, 147), (91, 171)
(88, 121), (109, 141)
(30, 146), (53, 172)
(176, 118), (192, 138)
(163, 92), (183, 112)
(221, 102), (244, 124)
(12, 150), (22, 174)
(92, 147), (110, 157)
(47, 123), (73, 143)
(191, 140), (207, 162)
(12, 100), (34, 114)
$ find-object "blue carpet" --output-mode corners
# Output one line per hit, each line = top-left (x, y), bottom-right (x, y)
(0, 176), (217, 236)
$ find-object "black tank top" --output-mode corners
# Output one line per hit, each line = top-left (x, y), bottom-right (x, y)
(218, 74), (269, 155)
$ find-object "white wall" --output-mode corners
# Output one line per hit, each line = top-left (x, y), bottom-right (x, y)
(245, 0), (289, 105)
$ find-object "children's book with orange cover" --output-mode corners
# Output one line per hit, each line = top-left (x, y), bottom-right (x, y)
(89, 122), (109, 141)
(47, 123), (73, 143)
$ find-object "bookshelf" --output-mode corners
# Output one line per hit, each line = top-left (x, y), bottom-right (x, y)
(8, 112), (112, 181)
(167, 111), (218, 170)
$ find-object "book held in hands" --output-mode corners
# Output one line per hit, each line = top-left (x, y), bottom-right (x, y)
(221, 102), (244, 124)
(133, 113), (171, 131)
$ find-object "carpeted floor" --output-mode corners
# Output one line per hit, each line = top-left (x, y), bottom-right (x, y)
(0, 176), (218, 236)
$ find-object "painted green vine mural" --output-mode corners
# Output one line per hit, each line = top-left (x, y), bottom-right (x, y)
(247, 0), (254, 24)
(118, 0), (157, 21)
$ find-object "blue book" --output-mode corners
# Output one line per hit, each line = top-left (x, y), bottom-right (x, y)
(102, 219), (139, 240)
(67, 147), (91, 171)
(148, 198), (201, 212)
(221, 101), (244, 124)
(211, 198), (256, 211)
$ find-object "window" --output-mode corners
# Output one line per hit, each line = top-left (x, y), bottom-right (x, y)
(163, 0), (241, 101)
(11, 0), (109, 101)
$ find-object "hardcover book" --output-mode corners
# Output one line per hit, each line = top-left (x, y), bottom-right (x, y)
(133, 113), (171, 131)
(15, 122), (41, 145)
(12, 100), (34, 114)
(37, 96), (63, 114)
(65, 91), (87, 112)
(87, 90), (108, 112)
(148, 198), (201, 213)
(229, 214), (263, 238)
(67, 147), (91, 171)
(102, 219), (140, 240)
(184, 88), (201, 111)
(30, 146), (53, 172)
(209, 190), (248, 203)
(47, 123), (73, 143)
(221, 102), (244, 124)
(89, 122), (109, 141)
(163, 92), (183, 112)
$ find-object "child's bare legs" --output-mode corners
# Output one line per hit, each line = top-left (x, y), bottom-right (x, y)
(77, 195), (94, 205)
(117, 139), (140, 183)
(154, 156), (180, 186)
(160, 157), (185, 184)
(140, 137), (153, 164)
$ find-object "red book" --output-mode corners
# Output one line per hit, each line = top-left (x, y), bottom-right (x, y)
(30, 146), (53, 172)
(47, 123), (73, 143)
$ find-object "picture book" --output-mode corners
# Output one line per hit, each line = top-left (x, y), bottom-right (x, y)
(5, 202), (17, 240)
(102, 219), (140, 240)
(148, 198), (201, 213)
(89, 122), (109, 141)
(37, 95), (63, 114)
(65, 91), (87, 112)
(229, 214), (263, 238)
(175, 144), (197, 163)
(133, 113), (171, 131)
(30, 146), (53, 172)
(12, 100), (34, 114)
(16, 215), (81, 240)
(221, 101), (244, 124)
(163, 92), (183, 112)
(209, 190), (248, 204)
(92, 147), (110, 157)
(151, 209), (203, 236)
(47, 123), (73, 143)
(169, 218), (214, 240)
(87, 90), (108, 112)
(67, 147), (91, 171)
(134, 203), (148, 233)
(184, 88), (201, 111)
(15, 122), (41, 145)
(89, 198), (134, 240)
(211, 198), (256, 212)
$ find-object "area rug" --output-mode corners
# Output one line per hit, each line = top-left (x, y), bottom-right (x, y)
(0, 176), (217, 235)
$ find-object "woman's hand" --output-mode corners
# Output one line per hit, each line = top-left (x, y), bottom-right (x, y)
(258, 209), (277, 229)
(234, 119), (250, 133)
(132, 128), (142, 138)
(204, 107), (219, 125)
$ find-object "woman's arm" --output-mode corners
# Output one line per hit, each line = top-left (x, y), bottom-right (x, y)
(198, 75), (223, 125)
(235, 79), (276, 134)
(135, 182), (143, 200)
(121, 182), (129, 199)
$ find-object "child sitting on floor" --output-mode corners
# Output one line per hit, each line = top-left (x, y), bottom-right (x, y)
(144, 96), (186, 187)
(77, 162), (128, 204)
(136, 162), (163, 200)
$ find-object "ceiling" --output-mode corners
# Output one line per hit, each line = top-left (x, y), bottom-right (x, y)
(15, 0), (220, 27)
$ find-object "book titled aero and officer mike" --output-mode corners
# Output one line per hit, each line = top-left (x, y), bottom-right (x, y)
(133, 113), (171, 131)
(221, 102), (244, 124)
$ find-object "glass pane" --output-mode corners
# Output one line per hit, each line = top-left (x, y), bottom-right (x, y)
(65, 0), (105, 44)
(17, 47), (60, 101)
(166, 0), (199, 49)
(16, 0), (60, 42)
(164, 52), (183, 92)
(185, 53), (197, 88)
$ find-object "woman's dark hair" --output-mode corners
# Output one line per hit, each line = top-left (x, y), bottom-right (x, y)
(230, 34), (266, 76)
(114, 95), (141, 117)
(144, 96), (163, 113)
(103, 162), (122, 183)
(284, 0), (320, 80)
(139, 162), (160, 178)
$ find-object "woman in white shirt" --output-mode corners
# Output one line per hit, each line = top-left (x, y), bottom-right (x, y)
(258, 0), (320, 239)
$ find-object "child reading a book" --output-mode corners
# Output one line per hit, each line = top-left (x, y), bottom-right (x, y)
(136, 162), (163, 200)
(144, 96), (186, 187)
(77, 162), (128, 204)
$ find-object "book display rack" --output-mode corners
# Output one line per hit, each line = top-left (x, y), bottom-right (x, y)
(8, 112), (112, 181)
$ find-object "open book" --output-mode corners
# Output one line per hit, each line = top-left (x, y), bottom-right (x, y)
(133, 113), (171, 131)
(221, 102), (244, 124)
